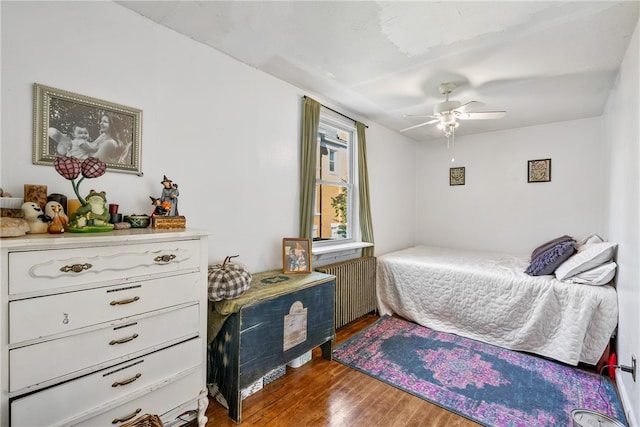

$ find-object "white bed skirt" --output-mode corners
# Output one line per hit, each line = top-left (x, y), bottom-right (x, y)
(376, 246), (618, 366)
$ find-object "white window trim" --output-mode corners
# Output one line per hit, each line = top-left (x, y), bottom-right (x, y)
(313, 110), (360, 249)
(312, 241), (373, 255)
(312, 241), (374, 267)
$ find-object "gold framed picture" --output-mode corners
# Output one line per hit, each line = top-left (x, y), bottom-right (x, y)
(528, 159), (551, 183)
(33, 83), (142, 175)
(450, 166), (465, 186)
(282, 238), (311, 274)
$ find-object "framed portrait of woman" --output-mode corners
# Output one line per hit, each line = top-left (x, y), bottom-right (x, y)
(32, 83), (143, 175)
(282, 238), (312, 274)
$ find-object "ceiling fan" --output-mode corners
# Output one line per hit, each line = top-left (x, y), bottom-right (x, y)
(400, 82), (506, 134)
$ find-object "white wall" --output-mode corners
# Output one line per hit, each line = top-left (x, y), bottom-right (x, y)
(603, 17), (640, 427)
(0, 1), (416, 272)
(415, 117), (605, 254)
(2, 2), (636, 421)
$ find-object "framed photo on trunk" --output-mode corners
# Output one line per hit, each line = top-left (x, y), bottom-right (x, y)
(282, 238), (311, 274)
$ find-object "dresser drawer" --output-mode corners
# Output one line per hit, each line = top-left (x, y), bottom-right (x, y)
(10, 304), (200, 393)
(9, 272), (200, 345)
(8, 239), (201, 295)
(72, 367), (204, 427)
(11, 337), (202, 427)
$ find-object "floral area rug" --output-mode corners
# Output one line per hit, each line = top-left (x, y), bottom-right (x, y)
(333, 315), (626, 427)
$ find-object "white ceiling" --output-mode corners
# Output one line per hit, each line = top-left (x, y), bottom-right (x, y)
(117, 1), (639, 141)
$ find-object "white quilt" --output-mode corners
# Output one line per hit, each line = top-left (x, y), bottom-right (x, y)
(376, 246), (618, 366)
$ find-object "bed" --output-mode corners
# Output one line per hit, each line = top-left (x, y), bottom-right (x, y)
(376, 244), (618, 366)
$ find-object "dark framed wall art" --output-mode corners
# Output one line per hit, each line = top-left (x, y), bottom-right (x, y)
(528, 159), (551, 183)
(33, 83), (143, 175)
(450, 167), (465, 186)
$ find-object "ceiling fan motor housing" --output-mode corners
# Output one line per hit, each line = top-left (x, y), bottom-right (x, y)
(434, 100), (462, 115)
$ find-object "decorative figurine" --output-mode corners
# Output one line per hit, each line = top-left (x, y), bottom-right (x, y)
(70, 190), (113, 231)
(47, 203), (66, 234)
(150, 175), (186, 229)
(45, 201), (69, 228)
(53, 156), (113, 232)
(160, 175), (179, 216)
(21, 202), (50, 234)
(149, 196), (170, 217)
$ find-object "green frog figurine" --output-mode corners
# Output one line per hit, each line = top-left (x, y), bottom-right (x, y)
(69, 190), (114, 232)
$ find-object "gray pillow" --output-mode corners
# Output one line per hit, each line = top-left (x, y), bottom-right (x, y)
(531, 235), (574, 260)
(526, 241), (576, 276)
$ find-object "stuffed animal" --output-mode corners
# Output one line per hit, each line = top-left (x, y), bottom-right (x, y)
(21, 202), (50, 234)
(0, 217), (30, 237)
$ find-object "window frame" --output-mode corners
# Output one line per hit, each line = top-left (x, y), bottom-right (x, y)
(313, 111), (360, 248)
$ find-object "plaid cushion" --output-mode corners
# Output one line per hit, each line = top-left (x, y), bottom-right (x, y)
(208, 262), (252, 301)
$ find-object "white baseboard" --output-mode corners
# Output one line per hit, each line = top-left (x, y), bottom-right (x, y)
(616, 371), (638, 427)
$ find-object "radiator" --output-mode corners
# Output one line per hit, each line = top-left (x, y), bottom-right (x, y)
(316, 256), (377, 329)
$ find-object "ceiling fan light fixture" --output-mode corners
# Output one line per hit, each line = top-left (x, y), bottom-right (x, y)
(437, 121), (459, 135)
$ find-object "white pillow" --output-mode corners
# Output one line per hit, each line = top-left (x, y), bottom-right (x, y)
(555, 241), (617, 280)
(562, 261), (617, 286)
(575, 233), (603, 249)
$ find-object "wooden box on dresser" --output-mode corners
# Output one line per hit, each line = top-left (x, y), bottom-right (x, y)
(0, 229), (209, 427)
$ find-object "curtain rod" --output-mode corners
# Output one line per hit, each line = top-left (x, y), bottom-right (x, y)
(304, 96), (369, 128)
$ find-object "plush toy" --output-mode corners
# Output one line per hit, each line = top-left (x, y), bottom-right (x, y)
(21, 202), (50, 234)
(0, 217), (30, 237)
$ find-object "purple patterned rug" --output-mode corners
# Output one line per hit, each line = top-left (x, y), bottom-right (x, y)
(333, 315), (626, 427)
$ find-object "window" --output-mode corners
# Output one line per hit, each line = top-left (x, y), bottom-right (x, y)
(314, 113), (357, 244)
(329, 150), (336, 173)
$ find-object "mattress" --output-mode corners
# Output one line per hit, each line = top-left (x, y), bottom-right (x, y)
(376, 245), (618, 366)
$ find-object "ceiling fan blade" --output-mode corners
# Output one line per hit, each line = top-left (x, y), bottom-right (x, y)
(457, 111), (506, 120)
(454, 101), (482, 113)
(400, 119), (439, 132)
(402, 114), (437, 118)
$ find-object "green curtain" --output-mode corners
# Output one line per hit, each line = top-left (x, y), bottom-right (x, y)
(357, 122), (375, 257)
(299, 97), (320, 238)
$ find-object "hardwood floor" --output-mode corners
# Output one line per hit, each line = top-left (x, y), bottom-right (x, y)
(205, 314), (480, 426)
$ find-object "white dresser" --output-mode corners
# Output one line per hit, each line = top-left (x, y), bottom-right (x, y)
(0, 229), (209, 427)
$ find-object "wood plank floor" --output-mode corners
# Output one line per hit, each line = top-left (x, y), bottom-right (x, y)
(205, 314), (480, 426)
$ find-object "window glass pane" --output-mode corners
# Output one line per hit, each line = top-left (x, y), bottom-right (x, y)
(316, 123), (349, 183)
(314, 184), (348, 241)
(313, 113), (355, 245)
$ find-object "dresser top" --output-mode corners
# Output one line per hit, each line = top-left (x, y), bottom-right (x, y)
(0, 228), (209, 250)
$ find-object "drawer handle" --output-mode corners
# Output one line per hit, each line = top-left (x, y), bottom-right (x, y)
(112, 373), (142, 388)
(60, 263), (92, 273)
(109, 333), (139, 346)
(154, 254), (176, 263)
(110, 296), (140, 306)
(112, 408), (141, 424)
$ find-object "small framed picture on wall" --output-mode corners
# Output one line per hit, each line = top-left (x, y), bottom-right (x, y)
(450, 167), (465, 186)
(528, 159), (551, 183)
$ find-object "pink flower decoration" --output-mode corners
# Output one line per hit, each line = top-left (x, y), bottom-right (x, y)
(54, 156), (81, 180)
(54, 156), (107, 206)
(81, 157), (107, 178)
